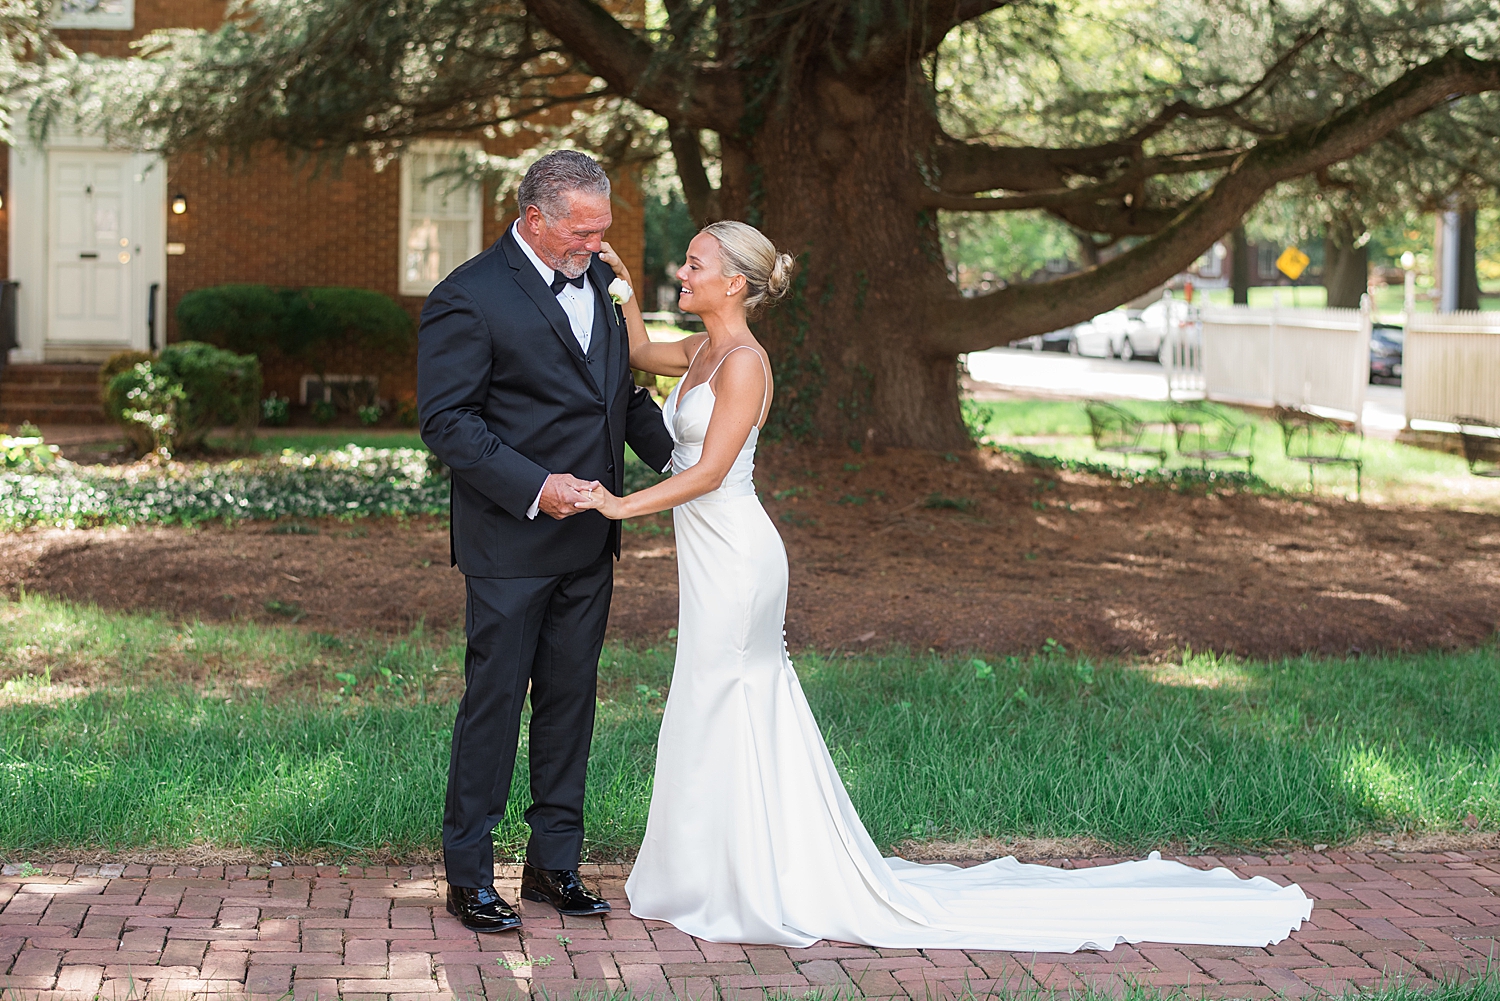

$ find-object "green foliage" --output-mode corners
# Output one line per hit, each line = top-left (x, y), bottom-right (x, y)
(1, 591), (1498, 855)
(311, 400), (338, 425)
(644, 189), (696, 294)
(0, 446), (446, 529)
(997, 444), (1272, 494)
(1, 425), (59, 474)
(261, 393), (290, 427)
(760, 252), (825, 443)
(102, 342), (262, 458)
(622, 446), (666, 494)
(942, 211), (1083, 292)
(357, 404), (383, 427)
(176, 285), (413, 370)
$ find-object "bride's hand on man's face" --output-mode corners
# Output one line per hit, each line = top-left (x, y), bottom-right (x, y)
(598, 242), (631, 283)
(574, 483), (626, 520)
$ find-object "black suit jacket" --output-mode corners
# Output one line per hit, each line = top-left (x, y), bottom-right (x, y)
(417, 229), (675, 578)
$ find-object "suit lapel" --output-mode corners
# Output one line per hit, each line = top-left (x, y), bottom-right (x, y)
(587, 262), (622, 401)
(502, 231), (595, 380)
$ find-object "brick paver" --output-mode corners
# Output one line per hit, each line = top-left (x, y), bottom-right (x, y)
(2, 851), (1497, 1000)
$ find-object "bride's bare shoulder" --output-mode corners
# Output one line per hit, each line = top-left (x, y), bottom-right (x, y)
(712, 343), (772, 385)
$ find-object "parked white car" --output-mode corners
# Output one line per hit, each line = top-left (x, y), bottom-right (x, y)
(1127, 297), (1195, 361)
(1070, 310), (1140, 358)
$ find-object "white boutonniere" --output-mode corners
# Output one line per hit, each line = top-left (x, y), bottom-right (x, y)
(607, 277), (633, 320)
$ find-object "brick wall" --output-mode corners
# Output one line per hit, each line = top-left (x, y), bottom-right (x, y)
(12, 0), (648, 408)
(164, 150), (645, 404)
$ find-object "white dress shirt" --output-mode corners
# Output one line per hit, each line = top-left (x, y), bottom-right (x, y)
(513, 221), (595, 354)
(515, 221), (597, 519)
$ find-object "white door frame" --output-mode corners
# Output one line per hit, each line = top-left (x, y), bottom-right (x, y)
(8, 133), (167, 363)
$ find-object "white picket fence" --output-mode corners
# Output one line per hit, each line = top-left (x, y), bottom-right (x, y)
(1193, 303), (1371, 423)
(1404, 311), (1500, 427)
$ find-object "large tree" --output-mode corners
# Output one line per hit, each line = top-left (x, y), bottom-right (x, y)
(12, 0), (1500, 448)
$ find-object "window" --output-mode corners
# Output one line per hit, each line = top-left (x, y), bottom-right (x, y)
(52, 0), (133, 29)
(399, 143), (482, 296)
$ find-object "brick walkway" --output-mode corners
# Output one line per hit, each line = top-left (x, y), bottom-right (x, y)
(2, 852), (1497, 1001)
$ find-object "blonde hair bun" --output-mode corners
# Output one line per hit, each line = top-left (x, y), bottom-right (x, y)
(699, 221), (795, 317)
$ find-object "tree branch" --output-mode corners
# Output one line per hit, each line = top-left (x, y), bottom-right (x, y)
(845, 0), (1010, 80)
(928, 49), (1500, 354)
(1121, 29), (1324, 145)
(670, 124), (721, 225)
(524, 0), (741, 129)
(928, 32), (1325, 197)
(914, 149), (1243, 211)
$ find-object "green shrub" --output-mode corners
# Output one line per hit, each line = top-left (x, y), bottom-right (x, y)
(357, 404), (383, 427)
(261, 393), (291, 427)
(103, 342), (262, 457)
(2, 425), (59, 474)
(177, 285), (413, 369)
(311, 400), (338, 425)
(99, 350), (157, 454)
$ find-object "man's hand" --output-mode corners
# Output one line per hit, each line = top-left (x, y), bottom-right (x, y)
(537, 473), (601, 520)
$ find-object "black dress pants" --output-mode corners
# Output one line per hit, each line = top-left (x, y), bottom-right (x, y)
(442, 550), (613, 888)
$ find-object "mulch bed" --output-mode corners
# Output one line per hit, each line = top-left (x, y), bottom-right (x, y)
(2, 446), (1497, 658)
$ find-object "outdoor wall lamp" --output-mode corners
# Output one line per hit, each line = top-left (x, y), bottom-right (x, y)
(171, 194), (188, 215)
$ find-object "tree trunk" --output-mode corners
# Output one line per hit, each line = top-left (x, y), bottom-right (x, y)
(732, 73), (973, 451)
(1230, 226), (1251, 305)
(1322, 221), (1369, 309)
(1459, 208), (1481, 311)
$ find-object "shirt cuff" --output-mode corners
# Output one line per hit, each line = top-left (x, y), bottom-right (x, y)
(527, 482), (544, 520)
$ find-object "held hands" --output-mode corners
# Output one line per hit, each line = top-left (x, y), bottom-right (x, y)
(573, 482), (627, 520)
(538, 473), (602, 520)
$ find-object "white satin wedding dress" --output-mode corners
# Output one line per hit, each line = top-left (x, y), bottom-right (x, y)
(624, 346), (1313, 952)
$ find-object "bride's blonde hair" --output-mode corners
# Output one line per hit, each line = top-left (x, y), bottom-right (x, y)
(700, 221), (795, 318)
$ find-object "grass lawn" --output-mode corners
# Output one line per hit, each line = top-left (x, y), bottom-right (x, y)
(965, 398), (1500, 510)
(1, 593), (1496, 859)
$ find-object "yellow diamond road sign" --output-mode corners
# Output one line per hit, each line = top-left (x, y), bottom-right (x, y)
(1276, 246), (1310, 281)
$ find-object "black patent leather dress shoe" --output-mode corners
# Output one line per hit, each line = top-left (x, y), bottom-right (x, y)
(520, 863), (612, 916)
(446, 885), (522, 932)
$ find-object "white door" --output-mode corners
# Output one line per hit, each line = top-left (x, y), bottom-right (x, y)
(48, 151), (134, 345)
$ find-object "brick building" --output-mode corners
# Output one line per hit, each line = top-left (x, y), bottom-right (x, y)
(1, 0), (645, 422)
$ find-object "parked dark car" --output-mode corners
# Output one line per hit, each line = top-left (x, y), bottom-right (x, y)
(1013, 326), (1077, 353)
(1370, 323), (1403, 384)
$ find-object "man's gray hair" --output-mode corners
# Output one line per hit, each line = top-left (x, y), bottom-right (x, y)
(517, 150), (611, 220)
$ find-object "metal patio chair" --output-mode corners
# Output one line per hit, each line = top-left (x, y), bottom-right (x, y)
(1084, 400), (1168, 467)
(1169, 401), (1255, 474)
(1273, 406), (1363, 499)
(1454, 415), (1500, 477)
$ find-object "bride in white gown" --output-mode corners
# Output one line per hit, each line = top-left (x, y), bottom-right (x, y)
(579, 222), (1312, 952)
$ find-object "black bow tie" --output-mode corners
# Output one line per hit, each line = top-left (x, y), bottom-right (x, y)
(550, 271), (587, 294)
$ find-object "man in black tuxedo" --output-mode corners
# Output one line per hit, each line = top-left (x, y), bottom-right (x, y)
(417, 150), (674, 932)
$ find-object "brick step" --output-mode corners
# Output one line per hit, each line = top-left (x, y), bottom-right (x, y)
(0, 383), (103, 404)
(1, 402), (113, 426)
(0, 363), (102, 388)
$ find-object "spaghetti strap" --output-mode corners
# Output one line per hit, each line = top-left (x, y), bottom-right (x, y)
(706, 345), (772, 427)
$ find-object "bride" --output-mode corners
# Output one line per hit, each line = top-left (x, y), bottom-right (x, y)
(578, 222), (1312, 951)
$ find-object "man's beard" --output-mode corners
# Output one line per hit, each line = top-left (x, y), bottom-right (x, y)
(547, 250), (592, 279)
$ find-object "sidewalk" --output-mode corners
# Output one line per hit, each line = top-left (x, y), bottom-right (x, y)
(963, 349), (1408, 440)
(3, 852), (1497, 1001)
